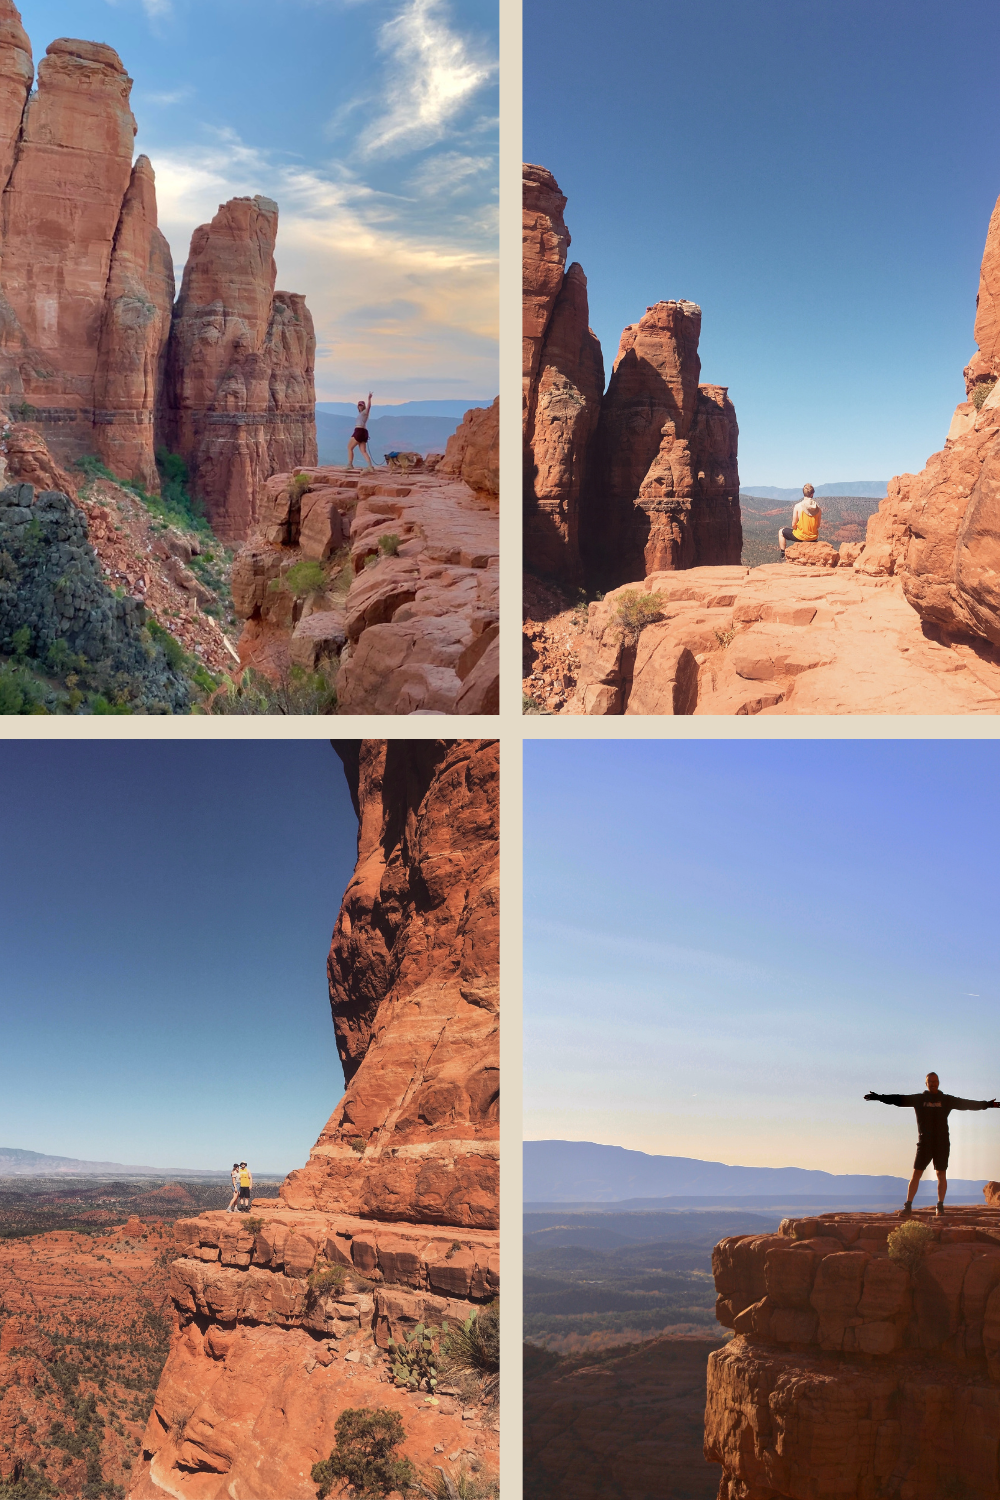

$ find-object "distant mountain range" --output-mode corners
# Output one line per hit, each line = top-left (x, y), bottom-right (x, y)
(741, 482), (888, 500)
(316, 400), (493, 418)
(315, 412), (466, 466)
(0, 1146), (282, 1179)
(524, 1140), (988, 1205)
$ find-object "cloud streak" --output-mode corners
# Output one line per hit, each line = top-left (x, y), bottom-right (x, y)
(359, 0), (496, 158)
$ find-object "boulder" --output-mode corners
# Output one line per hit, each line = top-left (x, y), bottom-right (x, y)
(439, 396), (499, 497)
(785, 539), (840, 567)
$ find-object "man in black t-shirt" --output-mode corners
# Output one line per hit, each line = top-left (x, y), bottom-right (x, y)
(865, 1071), (999, 1215)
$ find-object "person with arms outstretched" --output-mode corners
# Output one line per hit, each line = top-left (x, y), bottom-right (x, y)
(865, 1072), (999, 1215)
(348, 392), (375, 470)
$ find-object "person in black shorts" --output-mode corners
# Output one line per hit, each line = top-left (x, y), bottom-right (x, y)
(348, 392), (375, 470)
(865, 1072), (999, 1215)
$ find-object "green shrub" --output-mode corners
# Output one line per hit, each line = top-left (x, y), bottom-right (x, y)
(307, 1259), (347, 1299)
(243, 1216), (265, 1236)
(290, 471), (312, 500)
(429, 1469), (498, 1500)
(972, 381), (997, 411)
(387, 1322), (443, 1392)
(284, 558), (327, 598)
(11, 624), (31, 659)
(209, 664), (337, 716)
(146, 618), (186, 672)
(0, 661), (47, 714)
(713, 627), (736, 649)
(441, 1301), (498, 1399)
(612, 590), (666, 645)
(522, 692), (545, 715)
(349, 1137), (365, 1155)
(378, 533), (401, 557)
(312, 1408), (415, 1500)
(887, 1220), (933, 1271)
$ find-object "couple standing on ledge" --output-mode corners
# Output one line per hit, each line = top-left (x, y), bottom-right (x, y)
(226, 1161), (253, 1213)
(866, 1073), (999, 1214)
(777, 483), (822, 558)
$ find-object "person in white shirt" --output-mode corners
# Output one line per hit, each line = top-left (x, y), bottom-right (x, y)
(348, 392), (375, 470)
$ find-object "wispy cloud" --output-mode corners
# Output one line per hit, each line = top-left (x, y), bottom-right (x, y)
(136, 86), (193, 107)
(409, 151), (493, 199)
(147, 135), (497, 401)
(358, 0), (496, 159)
(141, 0), (172, 17)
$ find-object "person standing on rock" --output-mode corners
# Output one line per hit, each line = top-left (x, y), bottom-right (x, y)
(865, 1073), (999, 1215)
(348, 392), (375, 470)
(778, 484), (822, 559)
(236, 1161), (253, 1211)
(226, 1162), (240, 1213)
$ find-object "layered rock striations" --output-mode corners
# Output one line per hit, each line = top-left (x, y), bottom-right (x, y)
(159, 195), (317, 542)
(233, 404), (499, 714)
(705, 1205), (1000, 1499)
(0, 5), (315, 537)
(853, 188), (1000, 651)
(129, 740), (499, 1499)
(522, 163), (741, 589)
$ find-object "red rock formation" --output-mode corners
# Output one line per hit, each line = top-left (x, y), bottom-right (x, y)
(704, 1204), (1000, 1498)
(94, 155), (174, 491)
(0, 6), (316, 531)
(439, 395), (499, 497)
(853, 189), (1000, 649)
(581, 301), (742, 587)
(522, 164), (604, 586)
(159, 195), (317, 541)
(283, 741), (499, 1228)
(0, 3), (31, 196)
(128, 741), (499, 1499)
(233, 443), (499, 714)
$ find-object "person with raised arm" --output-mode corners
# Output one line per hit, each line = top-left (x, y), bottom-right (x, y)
(865, 1072), (999, 1216)
(348, 392), (375, 470)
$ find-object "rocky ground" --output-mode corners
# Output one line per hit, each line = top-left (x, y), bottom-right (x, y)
(524, 559), (1000, 715)
(523, 1336), (722, 1500)
(0, 1218), (177, 1497)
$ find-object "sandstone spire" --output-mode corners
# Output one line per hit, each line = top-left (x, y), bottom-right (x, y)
(160, 194), (317, 540)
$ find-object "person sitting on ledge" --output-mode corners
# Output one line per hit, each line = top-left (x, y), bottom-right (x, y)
(865, 1072), (999, 1216)
(778, 484), (822, 559)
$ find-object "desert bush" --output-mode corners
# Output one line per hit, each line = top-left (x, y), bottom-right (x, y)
(522, 692), (544, 715)
(243, 1216), (265, 1236)
(612, 590), (666, 645)
(441, 1301), (498, 1400)
(307, 1259), (347, 1299)
(290, 471), (312, 500)
(209, 664), (337, 715)
(145, 618), (186, 672)
(713, 627), (736, 649)
(378, 533), (401, 557)
(311, 1407), (415, 1500)
(887, 1220), (933, 1271)
(273, 558), (327, 599)
(349, 1137), (365, 1155)
(972, 380), (997, 410)
(422, 1468), (499, 1500)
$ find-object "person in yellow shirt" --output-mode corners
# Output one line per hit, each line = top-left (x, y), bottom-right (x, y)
(778, 484), (822, 559)
(236, 1161), (253, 1212)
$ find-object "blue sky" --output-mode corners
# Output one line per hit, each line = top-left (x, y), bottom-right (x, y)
(19, 0), (498, 402)
(524, 741), (1000, 1181)
(0, 741), (358, 1173)
(524, 0), (1000, 486)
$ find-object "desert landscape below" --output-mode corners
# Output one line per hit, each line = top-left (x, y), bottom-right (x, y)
(0, 4), (498, 715)
(522, 162), (1000, 715)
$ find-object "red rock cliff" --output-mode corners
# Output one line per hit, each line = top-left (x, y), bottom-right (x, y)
(128, 740), (499, 1500)
(581, 301), (742, 589)
(283, 740), (499, 1227)
(0, 5), (316, 535)
(522, 163), (741, 591)
(159, 194), (317, 541)
(522, 164), (604, 586)
(855, 188), (1000, 649)
(704, 1204), (1000, 1498)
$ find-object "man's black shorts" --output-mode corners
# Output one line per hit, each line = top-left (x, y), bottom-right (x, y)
(781, 526), (816, 543)
(914, 1140), (949, 1172)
